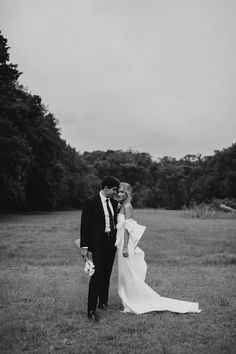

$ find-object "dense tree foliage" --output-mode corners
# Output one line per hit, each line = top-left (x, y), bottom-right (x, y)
(0, 32), (235, 211)
(0, 32), (88, 211)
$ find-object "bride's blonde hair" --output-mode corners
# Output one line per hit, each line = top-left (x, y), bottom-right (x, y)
(119, 182), (132, 204)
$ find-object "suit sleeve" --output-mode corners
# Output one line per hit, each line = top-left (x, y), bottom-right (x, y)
(80, 198), (92, 249)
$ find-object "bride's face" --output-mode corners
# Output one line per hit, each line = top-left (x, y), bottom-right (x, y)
(117, 188), (127, 202)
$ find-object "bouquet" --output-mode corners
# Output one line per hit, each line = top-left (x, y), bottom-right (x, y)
(74, 239), (95, 276)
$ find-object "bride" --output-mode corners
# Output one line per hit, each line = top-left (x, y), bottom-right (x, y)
(115, 182), (201, 314)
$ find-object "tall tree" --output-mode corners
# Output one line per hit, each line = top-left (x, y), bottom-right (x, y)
(0, 31), (32, 210)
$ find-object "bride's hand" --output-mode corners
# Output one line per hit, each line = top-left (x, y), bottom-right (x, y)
(123, 247), (128, 258)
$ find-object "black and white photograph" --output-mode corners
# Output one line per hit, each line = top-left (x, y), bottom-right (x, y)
(0, 0), (235, 353)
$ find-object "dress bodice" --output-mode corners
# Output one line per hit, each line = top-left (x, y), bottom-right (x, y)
(117, 213), (125, 223)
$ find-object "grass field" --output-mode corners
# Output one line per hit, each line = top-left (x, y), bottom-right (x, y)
(0, 209), (235, 353)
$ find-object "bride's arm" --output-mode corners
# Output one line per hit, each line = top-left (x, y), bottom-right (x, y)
(122, 204), (133, 257)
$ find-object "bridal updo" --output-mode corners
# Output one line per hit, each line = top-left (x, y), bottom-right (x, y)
(119, 182), (132, 203)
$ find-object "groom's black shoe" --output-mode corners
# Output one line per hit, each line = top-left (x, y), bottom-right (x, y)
(88, 311), (100, 322)
(98, 304), (114, 311)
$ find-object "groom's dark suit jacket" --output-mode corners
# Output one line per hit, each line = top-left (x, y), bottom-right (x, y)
(80, 194), (118, 252)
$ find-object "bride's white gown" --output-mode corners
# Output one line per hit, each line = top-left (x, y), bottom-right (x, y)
(115, 214), (201, 314)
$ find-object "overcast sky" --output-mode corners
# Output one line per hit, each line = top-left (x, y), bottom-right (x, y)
(1, 0), (236, 159)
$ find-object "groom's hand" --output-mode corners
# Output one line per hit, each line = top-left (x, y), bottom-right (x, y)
(81, 248), (93, 262)
(80, 247), (88, 258)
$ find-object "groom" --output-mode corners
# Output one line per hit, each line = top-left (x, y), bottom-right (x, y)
(80, 176), (120, 322)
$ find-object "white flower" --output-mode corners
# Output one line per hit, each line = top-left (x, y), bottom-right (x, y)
(84, 259), (95, 276)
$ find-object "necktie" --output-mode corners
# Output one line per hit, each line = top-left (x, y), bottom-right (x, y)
(105, 199), (115, 231)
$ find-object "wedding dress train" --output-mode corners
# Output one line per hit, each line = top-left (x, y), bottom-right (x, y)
(115, 214), (201, 314)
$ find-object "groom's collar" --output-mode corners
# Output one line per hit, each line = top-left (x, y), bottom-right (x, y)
(99, 190), (108, 202)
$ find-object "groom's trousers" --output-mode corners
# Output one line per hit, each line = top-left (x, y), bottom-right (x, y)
(88, 234), (116, 314)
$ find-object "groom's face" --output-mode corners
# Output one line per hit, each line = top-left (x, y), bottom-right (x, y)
(104, 186), (118, 199)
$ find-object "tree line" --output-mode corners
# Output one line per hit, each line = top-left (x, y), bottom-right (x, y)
(1, 32), (235, 212)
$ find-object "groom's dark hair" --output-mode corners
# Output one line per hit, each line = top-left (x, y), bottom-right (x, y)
(102, 176), (120, 189)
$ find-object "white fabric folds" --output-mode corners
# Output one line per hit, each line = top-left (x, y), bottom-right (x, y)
(116, 218), (146, 248)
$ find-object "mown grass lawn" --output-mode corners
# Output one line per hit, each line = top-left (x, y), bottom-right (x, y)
(0, 210), (235, 353)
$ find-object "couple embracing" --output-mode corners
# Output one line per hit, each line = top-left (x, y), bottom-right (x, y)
(80, 176), (201, 323)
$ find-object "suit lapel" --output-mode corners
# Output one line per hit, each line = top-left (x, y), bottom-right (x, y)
(94, 194), (106, 226)
(94, 194), (103, 210)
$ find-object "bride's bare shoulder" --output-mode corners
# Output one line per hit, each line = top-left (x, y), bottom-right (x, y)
(124, 203), (133, 218)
